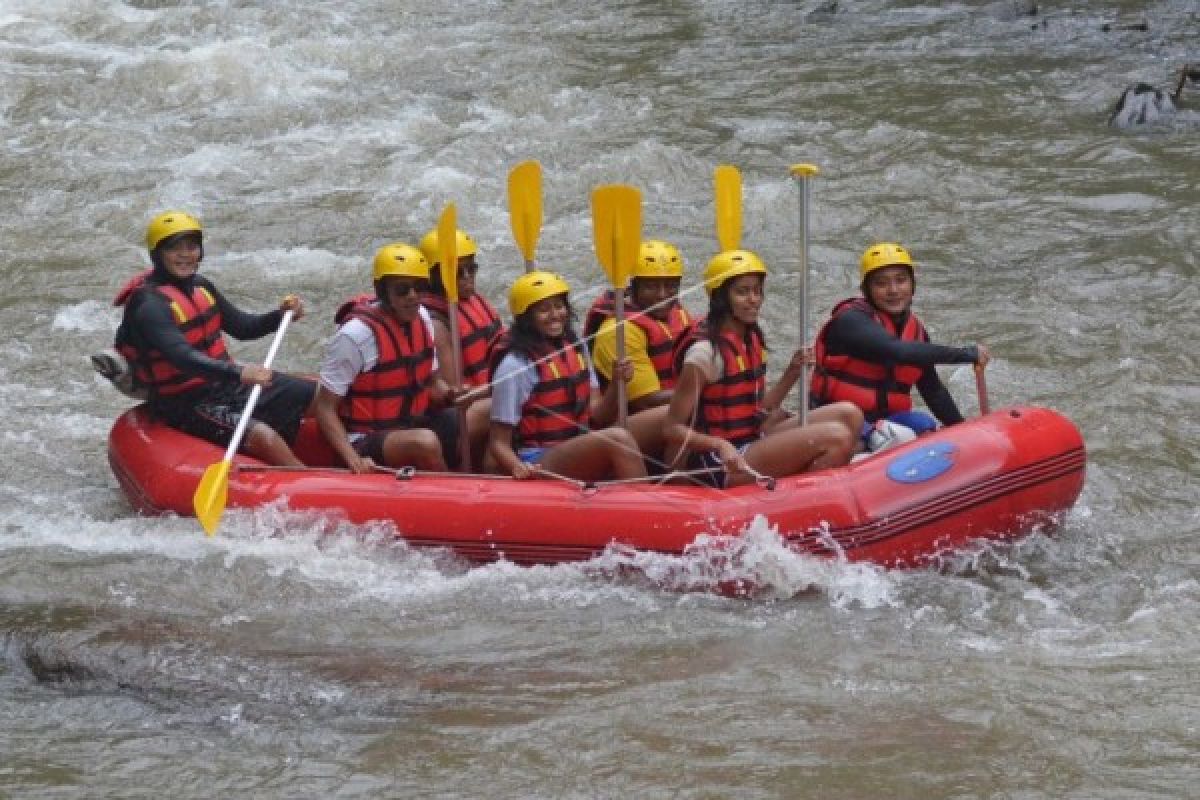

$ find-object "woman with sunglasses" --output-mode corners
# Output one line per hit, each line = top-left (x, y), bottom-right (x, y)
(488, 271), (647, 482)
(313, 243), (461, 474)
(418, 227), (506, 470)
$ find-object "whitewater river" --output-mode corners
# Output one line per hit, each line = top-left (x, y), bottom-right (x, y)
(2, 1), (1197, 797)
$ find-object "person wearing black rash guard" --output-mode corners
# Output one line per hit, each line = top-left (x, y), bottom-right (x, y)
(810, 242), (989, 439)
(112, 210), (316, 466)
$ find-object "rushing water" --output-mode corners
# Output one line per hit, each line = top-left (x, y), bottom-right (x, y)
(2, 1), (1197, 797)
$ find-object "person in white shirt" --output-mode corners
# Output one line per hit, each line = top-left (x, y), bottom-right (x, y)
(313, 243), (459, 474)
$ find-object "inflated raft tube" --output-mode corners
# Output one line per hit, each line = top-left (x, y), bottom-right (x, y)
(108, 405), (1085, 568)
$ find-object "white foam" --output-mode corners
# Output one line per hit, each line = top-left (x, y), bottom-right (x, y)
(52, 299), (119, 333)
(1069, 192), (1166, 213)
(589, 514), (900, 606)
(3, 494), (903, 612)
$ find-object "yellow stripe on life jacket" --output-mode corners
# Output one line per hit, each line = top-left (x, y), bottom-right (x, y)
(169, 302), (186, 324)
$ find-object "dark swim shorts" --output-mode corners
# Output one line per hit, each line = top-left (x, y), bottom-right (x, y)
(351, 408), (461, 470)
(151, 374), (316, 450)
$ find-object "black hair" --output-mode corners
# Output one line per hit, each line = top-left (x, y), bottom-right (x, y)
(427, 254), (478, 297)
(508, 296), (581, 361)
(428, 263), (447, 296)
(706, 276), (768, 351)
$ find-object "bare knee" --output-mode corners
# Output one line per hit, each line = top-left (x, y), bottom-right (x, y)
(826, 401), (863, 433)
(600, 428), (647, 478)
(840, 402), (865, 432)
(411, 429), (446, 470)
(820, 421), (857, 466)
(383, 429), (445, 470)
(602, 427), (638, 447)
(243, 422), (299, 466)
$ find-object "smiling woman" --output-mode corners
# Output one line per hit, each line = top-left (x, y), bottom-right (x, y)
(487, 270), (648, 483)
(664, 249), (862, 488)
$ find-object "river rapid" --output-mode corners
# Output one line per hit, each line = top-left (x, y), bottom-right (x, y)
(2, 1), (1197, 797)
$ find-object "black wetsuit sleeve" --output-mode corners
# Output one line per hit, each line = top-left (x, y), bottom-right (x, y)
(128, 291), (243, 383)
(205, 280), (284, 341)
(916, 368), (965, 425)
(825, 308), (978, 367)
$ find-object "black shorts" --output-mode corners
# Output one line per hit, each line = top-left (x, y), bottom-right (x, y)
(151, 374), (316, 451)
(352, 408), (461, 470)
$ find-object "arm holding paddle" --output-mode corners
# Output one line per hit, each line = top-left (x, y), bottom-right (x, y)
(193, 309), (296, 534)
(974, 345), (991, 415)
(237, 297), (300, 386)
(434, 204), (474, 473)
(591, 184), (642, 428)
(590, 356), (634, 428)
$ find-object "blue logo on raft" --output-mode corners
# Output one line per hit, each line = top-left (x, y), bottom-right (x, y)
(886, 442), (958, 484)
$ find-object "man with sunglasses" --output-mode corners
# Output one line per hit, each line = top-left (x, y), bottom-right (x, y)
(419, 227), (506, 470)
(313, 243), (460, 474)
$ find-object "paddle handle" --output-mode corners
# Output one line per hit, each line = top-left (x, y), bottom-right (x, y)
(791, 163), (818, 425)
(446, 308), (472, 472)
(975, 364), (991, 416)
(613, 289), (627, 428)
(219, 309), (294, 462)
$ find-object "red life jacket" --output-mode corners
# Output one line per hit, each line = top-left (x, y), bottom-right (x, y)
(420, 292), (505, 387)
(583, 289), (623, 341)
(114, 271), (230, 397)
(671, 319), (766, 448)
(810, 297), (929, 420)
(336, 300), (436, 432)
(584, 290), (690, 389)
(490, 333), (592, 448)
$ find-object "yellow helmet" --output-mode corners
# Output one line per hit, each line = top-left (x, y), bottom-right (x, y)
(146, 210), (202, 251)
(631, 239), (684, 280)
(509, 270), (571, 316)
(372, 243), (430, 282)
(703, 249), (767, 295)
(418, 227), (478, 266)
(860, 242), (914, 281)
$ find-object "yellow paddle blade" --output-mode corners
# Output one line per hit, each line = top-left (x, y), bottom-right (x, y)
(507, 161), (542, 266)
(193, 459), (232, 537)
(437, 203), (459, 304)
(714, 164), (742, 251)
(591, 184), (642, 289)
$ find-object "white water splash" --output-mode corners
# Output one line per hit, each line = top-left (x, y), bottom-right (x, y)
(51, 299), (118, 333)
(588, 514), (900, 607)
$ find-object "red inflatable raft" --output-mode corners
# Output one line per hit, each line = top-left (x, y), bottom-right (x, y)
(108, 405), (1085, 567)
